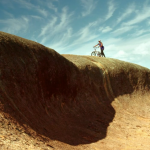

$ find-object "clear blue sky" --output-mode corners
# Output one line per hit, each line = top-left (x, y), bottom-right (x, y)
(0, 0), (150, 69)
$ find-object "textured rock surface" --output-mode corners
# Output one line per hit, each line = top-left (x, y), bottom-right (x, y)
(0, 31), (150, 150)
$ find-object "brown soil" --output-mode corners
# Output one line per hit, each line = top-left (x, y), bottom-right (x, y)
(0, 31), (150, 150)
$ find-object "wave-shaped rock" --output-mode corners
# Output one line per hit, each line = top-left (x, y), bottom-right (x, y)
(0, 31), (150, 150)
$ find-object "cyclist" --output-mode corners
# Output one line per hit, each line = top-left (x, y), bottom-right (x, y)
(94, 40), (105, 57)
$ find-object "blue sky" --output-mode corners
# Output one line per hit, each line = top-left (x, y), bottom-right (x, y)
(0, 0), (150, 69)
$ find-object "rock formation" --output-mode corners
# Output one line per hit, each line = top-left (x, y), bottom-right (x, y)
(0, 31), (150, 150)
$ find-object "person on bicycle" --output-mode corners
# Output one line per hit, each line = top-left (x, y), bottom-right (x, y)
(94, 40), (105, 57)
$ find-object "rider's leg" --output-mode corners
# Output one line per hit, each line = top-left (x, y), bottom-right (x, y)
(101, 48), (105, 57)
(101, 49), (104, 57)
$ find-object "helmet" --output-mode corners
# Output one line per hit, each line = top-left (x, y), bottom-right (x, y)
(98, 40), (101, 42)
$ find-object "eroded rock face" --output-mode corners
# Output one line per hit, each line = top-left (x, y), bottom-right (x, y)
(0, 31), (150, 150)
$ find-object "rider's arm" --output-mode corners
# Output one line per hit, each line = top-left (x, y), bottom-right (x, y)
(94, 44), (99, 47)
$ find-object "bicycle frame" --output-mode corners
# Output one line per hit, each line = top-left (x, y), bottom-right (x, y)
(93, 46), (99, 51)
(91, 46), (101, 57)
(91, 46), (105, 57)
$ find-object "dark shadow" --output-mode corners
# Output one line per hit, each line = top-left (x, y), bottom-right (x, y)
(0, 33), (136, 146)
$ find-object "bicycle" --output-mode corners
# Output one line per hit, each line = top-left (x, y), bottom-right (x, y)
(91, 46), (105, 57)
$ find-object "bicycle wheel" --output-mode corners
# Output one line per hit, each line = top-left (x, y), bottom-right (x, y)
(97, 52), (101, 57)
(91, 51), (96, 56)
